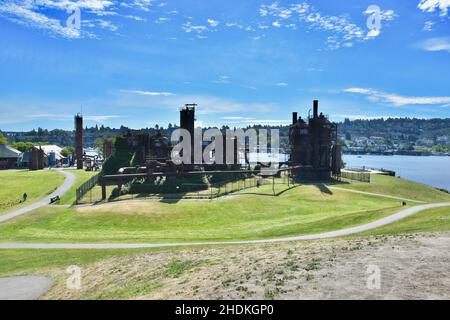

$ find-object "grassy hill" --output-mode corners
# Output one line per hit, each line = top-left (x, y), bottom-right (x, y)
(58, 169), (97, 205)
(0, 183), (403, 243)
(336, 174), (450, 203)
(0, 170), (65, 215)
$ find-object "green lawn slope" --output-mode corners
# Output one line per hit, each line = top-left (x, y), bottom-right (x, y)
(0, 170), (65, 215)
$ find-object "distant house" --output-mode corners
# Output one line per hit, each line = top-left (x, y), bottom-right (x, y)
(0, 143), (21, 169)
(436, 136), (448, 144)
(19, 144), (67, 168)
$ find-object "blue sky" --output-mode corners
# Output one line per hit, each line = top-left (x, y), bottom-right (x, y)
(0, 0), (449, 131)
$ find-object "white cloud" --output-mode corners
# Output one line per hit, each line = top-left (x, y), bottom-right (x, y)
(207, 19), (219, 27)
(122, 90), (174, 96)
(418, 0), (450, 16)
(272, 21), (281, 27)
(213, 76), (230, 84)
(97, 19), (118, 31)
(337, 114), (405, 120)
(417, 37), (450, 52)
(245, 119), (291, 125)
(276, 82), (288, 86)
(259, 2), (396, 49)
(182, 21), (207, 33)
(118, 90), (275, 115)
(28, 113), (120, 122)
(120, 0), (154, 12)
(85, 115), (120, 122)
(221, 116), (253, 120)
(0, 0), (151, 38)
(345, 87), (450, 106)
(363, 7), (398, 38)
(423, 21), (435, 31)
(0, 2), (81, 38)
(154, 16), (168, 24)
(225, 22), (243, 29)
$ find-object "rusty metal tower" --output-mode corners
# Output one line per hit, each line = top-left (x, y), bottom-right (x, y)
(75, 114), (83, 170)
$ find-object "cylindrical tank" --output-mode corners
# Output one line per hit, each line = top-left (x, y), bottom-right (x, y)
(49, 151), (56, 167)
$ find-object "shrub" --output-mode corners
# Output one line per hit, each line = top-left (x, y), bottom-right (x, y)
(101, 136), (132, 176)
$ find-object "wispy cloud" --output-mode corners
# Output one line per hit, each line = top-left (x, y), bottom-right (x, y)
(418, 0), (450, 16)
(0, 2), (82, 39)
(245, 119), (291, 125)
(27, 113), (120, 122)
(122, 90), (174, 96)
(345, 87), (450, 106)
(259, 2), (397, 49)
(120, 0), (154, 12)
(182, 21), (207, 33)
(0, 0), (151, 38)
(423, 21), (435, 31)
(417, 37), (450, 53)
(118, 90), (275, 115)
(213, 76), (231, 84)
(207, 18), (219, 28)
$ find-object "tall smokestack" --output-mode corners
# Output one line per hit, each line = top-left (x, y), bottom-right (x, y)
(313, 100), (319, 118)
(180, 104), (196, 163)
(75, 114), (83, 170)
(292, 112), (298, 125)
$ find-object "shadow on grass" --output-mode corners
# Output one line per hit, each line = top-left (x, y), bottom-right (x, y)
(234, 185), (301, 197)
(315, 183), (333, 195)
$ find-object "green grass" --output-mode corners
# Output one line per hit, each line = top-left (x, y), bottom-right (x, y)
(0, 176), (449, 280)
(0, 248), (147, 277)
(0, 184), (403, 243)
(0, 170), (65, 215)
(165, 259), (198, 278)
(1, 206), (449, 278)
(58, 169), (97, 205)
(360, 206), (450, 236)
(335, 174), (450, 203)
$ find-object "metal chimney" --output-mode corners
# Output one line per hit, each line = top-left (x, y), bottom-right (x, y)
(75, 114), (83, 170)
(292, 112), (298, 125)
(313, 100), (319, 118)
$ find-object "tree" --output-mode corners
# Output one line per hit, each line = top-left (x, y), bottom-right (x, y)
(61, 147), (75, 157)
(12, 142), (33, 152)
(345, 132), (352, 141)
(0, 132), (8, 144)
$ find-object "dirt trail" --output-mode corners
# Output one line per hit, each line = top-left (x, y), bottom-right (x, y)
(43, 233), (450, 300)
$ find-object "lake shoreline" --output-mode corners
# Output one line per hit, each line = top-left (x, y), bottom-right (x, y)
(343, 155), (450, 191)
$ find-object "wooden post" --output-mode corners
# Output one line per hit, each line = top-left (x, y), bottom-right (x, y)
(101, 183), (107, 201)
(273, 176), (275, 195)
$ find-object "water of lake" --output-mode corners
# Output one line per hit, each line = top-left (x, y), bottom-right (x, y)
(343, 155), (450, 191)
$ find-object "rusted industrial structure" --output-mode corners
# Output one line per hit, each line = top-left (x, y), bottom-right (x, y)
(97, 99), (342, 200)
(75, 114), (83, 170)
(103, 139), (113, 160)
(180, 104), (196, 144)
(289, 100), (341, 180)
(30, 146), (44, 171)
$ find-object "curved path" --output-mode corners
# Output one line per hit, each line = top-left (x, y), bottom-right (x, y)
(328, 186), (427, 204)
(0, 169), (76, 224)
(1, 202), (449, 250)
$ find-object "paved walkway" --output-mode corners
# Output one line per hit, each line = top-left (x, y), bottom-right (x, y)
(328, 186), (427, 204)
(0, 169), (76, 224)
(1, 202), (449, 250)
(0, 276), (53, 300)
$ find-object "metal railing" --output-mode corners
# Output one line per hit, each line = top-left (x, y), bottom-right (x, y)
(340, 171), (371, 183)
(75, 173), (100, 204)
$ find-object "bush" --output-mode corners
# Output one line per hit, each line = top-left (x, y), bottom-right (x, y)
(101, 136), (132, 176)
